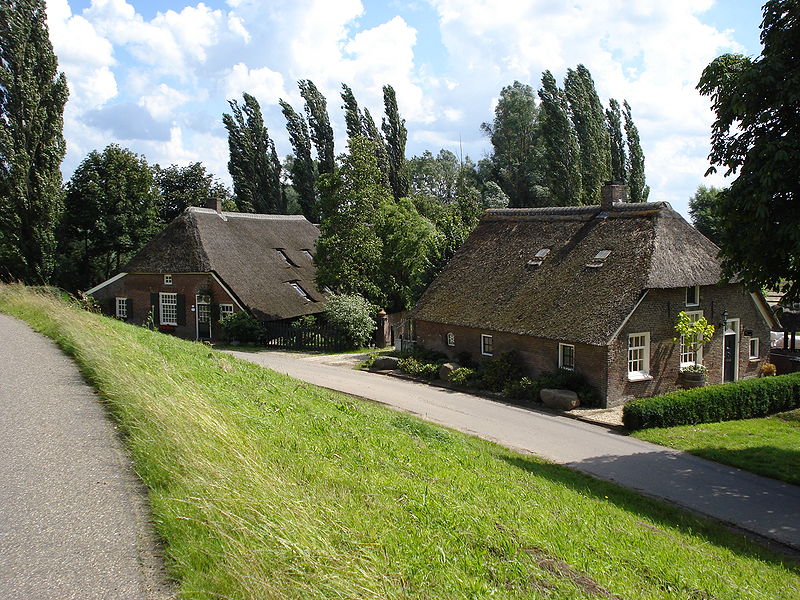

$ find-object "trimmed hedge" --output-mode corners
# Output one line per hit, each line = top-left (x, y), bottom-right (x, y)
(623, 372), (800, 430)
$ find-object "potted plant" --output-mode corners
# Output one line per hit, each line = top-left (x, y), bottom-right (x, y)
(673, 311), (715, 387)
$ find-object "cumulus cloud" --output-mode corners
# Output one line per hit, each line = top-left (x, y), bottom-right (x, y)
(85, 102), (171, 141)
(223, 63), (288, 104)
(138, 84), (190, 119)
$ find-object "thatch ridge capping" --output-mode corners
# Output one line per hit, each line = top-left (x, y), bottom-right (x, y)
(485, 201), (672, 221)
(188, 207), (309, 221)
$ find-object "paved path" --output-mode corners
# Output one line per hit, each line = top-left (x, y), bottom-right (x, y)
(0, 314), (173, 600)
(227, 349), (800, 552)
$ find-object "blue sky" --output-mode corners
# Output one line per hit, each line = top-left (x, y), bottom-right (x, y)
(47, 0), (766, 217)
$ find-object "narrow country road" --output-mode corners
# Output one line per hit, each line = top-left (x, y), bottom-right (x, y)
(0, 314), (173, 600)
(227, 349), (800, 553)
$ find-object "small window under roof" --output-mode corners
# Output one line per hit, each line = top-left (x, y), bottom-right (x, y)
(276, 248), (299, 267)
(535, 248), (550, 259)
(586, 249), (612, 268)
(302, 249), (314, 260)
(527, 248), (551, 269)
(288, 282), (312, 301)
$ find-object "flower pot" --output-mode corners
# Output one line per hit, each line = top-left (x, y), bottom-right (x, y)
(680, 370), (706, 388)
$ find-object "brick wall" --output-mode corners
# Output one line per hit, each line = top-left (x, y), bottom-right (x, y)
(414, 320), (609, 405)
(91, 272), (239, 342)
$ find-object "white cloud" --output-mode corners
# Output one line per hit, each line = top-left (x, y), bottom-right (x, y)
(138, 84), (191, 119)
(223, 63), (288, 104)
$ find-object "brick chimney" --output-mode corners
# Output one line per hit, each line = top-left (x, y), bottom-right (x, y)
(205, 197), (222, 213)
(600, 181), (628, 209)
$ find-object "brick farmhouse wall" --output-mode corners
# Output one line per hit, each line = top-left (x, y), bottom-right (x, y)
(414, 284), (773, 407)
(91, 272), (239, 342)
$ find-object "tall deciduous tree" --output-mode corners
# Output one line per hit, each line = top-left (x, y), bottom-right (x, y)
(688, 185), (724, 247)
(623, 100), (649, 202)
(538, 71), (582, 206)
(57, 145), (160, 292)
(315, 137), (391, 306)
(279, 99), (318, 221)
(0, 0), (68, 283)
(565, 65), (610, 204)
(340, 83), (364, 142)
(606, 98), (626, 183)
(480, 81), (544, 207)
(698, 0), (800, 298)
(153, 162), (232, 223)
(298, 79), (335, 175)
(223, 93), (285, 214)
(381, 85), (409, 199)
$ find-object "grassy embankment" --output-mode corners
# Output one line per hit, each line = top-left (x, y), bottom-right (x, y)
(633, 410), (800, 485)
(2, 284), (799, 599)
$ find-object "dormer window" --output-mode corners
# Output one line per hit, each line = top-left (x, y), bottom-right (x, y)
(586, 250), (611, 268)
(302, 249), (314, 260)
(276, 248), (298, 267)
(686, 285), (699, 307)
(289, 282), (312, 301)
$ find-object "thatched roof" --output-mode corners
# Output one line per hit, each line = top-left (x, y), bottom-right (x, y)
(124, 208), (324, 321)
(412, 202), (726, 346)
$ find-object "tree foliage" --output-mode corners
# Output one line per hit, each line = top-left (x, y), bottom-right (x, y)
(324, 294), (376, 349)
(279, 99), (318, 221)
(381, 85), (410, 199)
(688, 185), (724, 246)
(623, 100), (649, 202)
(153, 162), (232, 223)
(0, 0), (68, 283)
(57, 145), (160, 292)
(299, 79), (335, 176)
(223, 93), (285, 214)
(605, 98), (627, 182)
(340, 83), (364, 141)
(697, 0), (800, 297)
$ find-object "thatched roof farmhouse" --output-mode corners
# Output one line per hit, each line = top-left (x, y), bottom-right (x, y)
(412, 184), (778, 407)
(87, 203), (324, 342)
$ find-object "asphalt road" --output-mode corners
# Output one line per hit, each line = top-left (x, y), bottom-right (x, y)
(0, 314), (173, 600)
(227, 349), (800, 553)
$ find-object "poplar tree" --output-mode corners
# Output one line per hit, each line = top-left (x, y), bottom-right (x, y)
(538, 71), (582, 206)
(223, 93), (285, 214)
(298, 79), (335, 175)
(340, 83), (364, 141)
(623, 100), (649, 202)
(565, 65), (610, 204)
(381, 85), (409, 199)
(0, 0), (68, 283)
(279, 99), (318, 221)
(605, 98), (626, 183)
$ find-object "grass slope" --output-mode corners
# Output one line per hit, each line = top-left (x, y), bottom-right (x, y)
(2, 285), (799, 599)
(633, 411), (800, 485)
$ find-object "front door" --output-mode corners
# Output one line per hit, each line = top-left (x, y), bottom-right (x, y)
(723, 333), (736, 382)
(196, 295), (211, 340)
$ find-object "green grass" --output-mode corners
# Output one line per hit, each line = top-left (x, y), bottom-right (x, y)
(633, 410), (800, 485)
(2, 284), (799, 599)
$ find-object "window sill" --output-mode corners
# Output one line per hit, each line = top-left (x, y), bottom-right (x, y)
(627, 372), (653, 382)
(748, 358), (761, 362)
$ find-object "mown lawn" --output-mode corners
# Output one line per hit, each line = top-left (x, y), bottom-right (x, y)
(633, 410), (800, 485)
(2, 284), (799, 599)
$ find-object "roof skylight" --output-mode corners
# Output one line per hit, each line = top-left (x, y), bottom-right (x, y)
(288, 282), (312, 301)
(276, 248), (299, 267)
(527, 248), (551, 269)
(586, 249), (612, 268)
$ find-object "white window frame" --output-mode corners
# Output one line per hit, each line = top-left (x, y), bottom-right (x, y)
(481, 334), (493, 356)
(559, 343), (575, 371)
(289, 282), (311, 301)
(159, 292), (178, 326)
(446, 332), (455, 347)
(164, 274), (173, 285)
(749, 337), (760, 360)
(686, 285), (699, 307)
(679, 310), (704, 367)
(115, 297), (127, 319)
(627, 332), (651, 381)
(219, 304), (234, 320)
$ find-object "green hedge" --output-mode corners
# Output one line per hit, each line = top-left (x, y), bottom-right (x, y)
(623, 373), (800, 430)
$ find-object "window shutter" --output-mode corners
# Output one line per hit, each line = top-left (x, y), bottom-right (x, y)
(126, 298), (133, 321)
(176, 294), (186, 326)
(150, 293), (160, 324)
(109, 298), (116, 315)
(211, 303), (220, 323)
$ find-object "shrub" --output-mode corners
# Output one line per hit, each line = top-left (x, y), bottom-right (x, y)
(397, 356), (440, 379)
(623, 372), (800, 430)
(290, 314), (317, 332)
(219, 311), (264, 344)
(324, 294), (376, 349)
(447, 367), (480, 387)
(398, 346), (447, 362)
(456, 351), (476, 369)
(481, 351), (525, 392)
(503, 377), (539, 403)
(535, 369), (602, 407)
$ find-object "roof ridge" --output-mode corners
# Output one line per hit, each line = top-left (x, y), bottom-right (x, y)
(485, 201), (671, 221)
(188, 207), (309, 221)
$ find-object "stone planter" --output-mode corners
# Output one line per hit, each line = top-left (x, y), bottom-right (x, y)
(680, 370), (706, 388)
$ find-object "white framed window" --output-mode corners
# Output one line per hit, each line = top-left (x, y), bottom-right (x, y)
(219, 304), (234, 320)
(749, 337), (760, 359)
(680, 311), (703, 367)
(481, 334), (493, 356)
(559, 343), (575, 370)
(627, 332), (651, 380)
(164, 274), (173, 285)
(686, 285), (699, 307)
(115, 297), (127, 319)
(446, 332), (455, 346)
(302, 249), (314, 260)
(289, 282), (311, 301)
(159, 292), (178, 325)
